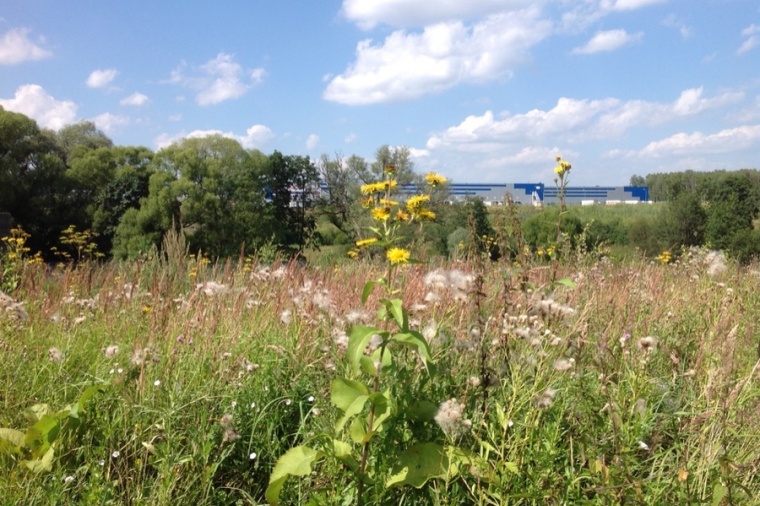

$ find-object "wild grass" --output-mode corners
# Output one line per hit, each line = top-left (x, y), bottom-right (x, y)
(0, 245), (758, 505)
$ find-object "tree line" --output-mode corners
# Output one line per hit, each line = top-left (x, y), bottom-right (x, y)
(0, 107), (402, 260)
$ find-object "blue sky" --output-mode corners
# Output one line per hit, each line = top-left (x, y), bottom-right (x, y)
(1, 0), (759, 185)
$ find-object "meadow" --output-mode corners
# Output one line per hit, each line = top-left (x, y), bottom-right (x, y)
(1, 229), (758, 505)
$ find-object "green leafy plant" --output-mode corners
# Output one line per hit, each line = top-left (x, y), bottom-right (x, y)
(0, 384), (106, 473)
(267, 168), (483, 505)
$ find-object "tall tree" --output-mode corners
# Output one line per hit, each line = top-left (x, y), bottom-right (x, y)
(263, 151), (321, 253)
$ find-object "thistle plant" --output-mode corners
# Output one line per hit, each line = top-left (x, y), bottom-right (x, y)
(267, 168), (478, 505)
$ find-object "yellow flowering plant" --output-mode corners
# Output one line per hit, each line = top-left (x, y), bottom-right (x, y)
(267, 170), (479, 505)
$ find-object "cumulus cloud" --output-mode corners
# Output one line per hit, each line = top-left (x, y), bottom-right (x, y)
(426, 87), (744, 150)
(572, 29), (642, 54)
(633, 125), (760, 157)
(120, 92), (149, 106)
(306, 134), (320, 150)
(86, 68), (119, 88)
(0, 84), (77, 130)
(341, 0), (531, 29)
(324, 7), (550, 104)
(91, 112), (130, 133)
(599, 0), (668, 11)
(155, 124), (275, 150)
(0, 28), (52, 64)
(168, 53), (266, 106)
(737, 24), (759, 54)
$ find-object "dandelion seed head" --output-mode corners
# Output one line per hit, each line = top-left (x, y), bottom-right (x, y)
(48, 347), (64, 362)
(104, 345), (119, 358)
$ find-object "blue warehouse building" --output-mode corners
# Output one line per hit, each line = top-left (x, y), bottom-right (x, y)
(438, 183), (650, 206)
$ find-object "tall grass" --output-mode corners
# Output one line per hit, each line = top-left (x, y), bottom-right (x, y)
(0, 245), (758, 504)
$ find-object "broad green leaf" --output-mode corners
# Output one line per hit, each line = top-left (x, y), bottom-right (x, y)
(0, 428), (25, 453)
(503, 461), (519, 475)
(331, 439), (361, 475)
(24, 404), (51, 424)
(22, 445), (55, 473)
(266, 446), (321, 506)
(407, 400), (438, 422)
(390, 331), (434, 366)
(25, 415), (61, 456)
(554, 277), (577, 289)
(335, 395), (368, 432)
(347, 326), (385, 375)
(379, 298), (406, 329)
(711, 483), (727, 506)
(361, 278), (387, 305)
(386, 443), (451, 488)
(70, 384), (106, 419)
(368, 391), (392, 431)
(348, 417), (366, 444)
(330, 378), (369, 412)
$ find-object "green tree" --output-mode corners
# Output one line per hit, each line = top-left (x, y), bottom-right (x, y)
(263, 151), (321, 253)
(112, 135), (267, 259)
(0, 107), (74, 255)
(53, 120), (113, 161)
(663, 192), (707, 248)
(316, 152), (362, 241)
(705, 173), (756, 251)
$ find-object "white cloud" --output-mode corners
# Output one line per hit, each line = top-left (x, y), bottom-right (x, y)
(344, 132), (358, 143)
(324, 8), (550, 104)
(426, 87), (744, 151)
(168, 53), (266, 106)
(572, 29), (642, 54)
(91, 112), (130, 134)
(633, 125), (760, 157)
(155, 124), (275, 150)
(341, 0), (532, 29)
(737, 24), (759, 54)
(0, 28), (52, 64)
(120, 92), (149, 106)
(306, 134), (320, 150)
(86, 68), (119, 88)
(0, 84), (77, 130)
(599, 0), (668, 11)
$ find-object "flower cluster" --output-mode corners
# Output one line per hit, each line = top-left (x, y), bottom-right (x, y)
(349, 170), (446, 263)
(554, 156), (572, 176)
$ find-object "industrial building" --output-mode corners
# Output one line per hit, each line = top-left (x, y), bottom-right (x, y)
(428, 183), (650, 206)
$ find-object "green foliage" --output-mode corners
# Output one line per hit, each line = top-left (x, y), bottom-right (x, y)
(663, 191), (707, 248)
(0, 385), (105, 473)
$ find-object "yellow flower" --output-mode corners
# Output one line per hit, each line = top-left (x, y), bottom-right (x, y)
(657, 250), (672, 264)
(406, 195), (430, 212)
(347, 249), (359, 259)
(424, 172), (447, 186)
(379, 198), (398, 207)
(395, 209), (410, 222)
(356, 238), (378, 247)
(554, 159), (571, 176)
(417, 209), (436, 221)
(383, 179), (398, 191)
(361, 197), (374, 208)
(386, 247), (410, 265)
(361, 182), (386, 195)
(371, 207), (391, 221)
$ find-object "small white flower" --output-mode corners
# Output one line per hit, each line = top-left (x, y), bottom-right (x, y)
(307, 395), (315, 403)
(63, 475), (74, 483)
(112, 450), (120, 459)
(99, 460), (105, 466)
(250, 402), (256, 409)
(249, 452), (257, 460)
(109, 368), (115, 375)
(153, 380), (161, 387)
(231, 401), (237, 408)
(637, 441), (650, 451)
(285, 399), (292, 406)
(508, 420), (514, 428)
(117, 368), (123, 374)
